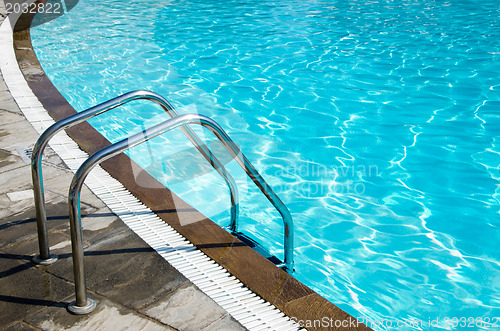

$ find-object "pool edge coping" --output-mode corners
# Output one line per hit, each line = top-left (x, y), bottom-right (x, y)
(6, 3), (371, 330)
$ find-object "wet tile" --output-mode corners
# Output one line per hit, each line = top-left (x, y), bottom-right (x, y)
(0, 257), (74, 328)
(142, 283), (245, 331)
(48, 230), (189, 310)
(0, 121), (39, 151)
(53, 207), (129, 245)
(26, 294), (174, 331)
(0, 192), (65, 222)
(4, 321), (39, 330)
(0, 94), (21, 114)
(0, 109), (25, 125)
(0, 164), (32, 193)
(2, 229), (71, 259)
(0, 200), (92, 248)
(0, 210), (39, 250)
(0, 148), (23, 174)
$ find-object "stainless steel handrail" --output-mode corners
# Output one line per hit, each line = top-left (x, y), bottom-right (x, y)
(31, 90), (239, 265)
(67, 113), (293, 314)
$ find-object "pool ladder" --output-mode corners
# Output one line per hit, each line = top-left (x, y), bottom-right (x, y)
(31, 90), (294, 314)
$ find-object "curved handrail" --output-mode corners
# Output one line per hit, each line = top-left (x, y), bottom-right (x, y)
(31, 90), (239, 265)
(67, 113), (293, 313)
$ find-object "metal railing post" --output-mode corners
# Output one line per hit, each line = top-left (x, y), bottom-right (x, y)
(31, 90), (239, 265)
(31, 135), (58, 265)
(67, 113), (293, 313)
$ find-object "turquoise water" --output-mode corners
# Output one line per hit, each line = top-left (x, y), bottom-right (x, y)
(31, 0), (500, 329)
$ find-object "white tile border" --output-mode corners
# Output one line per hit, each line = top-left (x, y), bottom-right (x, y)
(0, 5), (303, 331)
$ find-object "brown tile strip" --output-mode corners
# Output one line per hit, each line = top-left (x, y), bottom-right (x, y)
(13, 8), (371, 331)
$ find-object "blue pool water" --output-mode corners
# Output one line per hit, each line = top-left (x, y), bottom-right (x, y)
(31, 0), (500, 329)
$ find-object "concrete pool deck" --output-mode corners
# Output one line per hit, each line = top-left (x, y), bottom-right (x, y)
(0, 1), (371, 330)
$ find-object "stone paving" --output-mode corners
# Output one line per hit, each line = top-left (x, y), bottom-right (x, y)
(0, 7), (246, 329)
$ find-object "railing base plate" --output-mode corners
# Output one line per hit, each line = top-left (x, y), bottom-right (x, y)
(32, 254), (58, 265)
(67, 299), (96, 315)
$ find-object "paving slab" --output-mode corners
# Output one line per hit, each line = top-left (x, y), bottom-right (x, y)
(42, 166), (108, 210)
(143, 282), (246, 331)
(25, 294), (174, 331)
(4, 321), (39, 330)
(0, 107), (25, 124)
(0, 200), (97, 249)
(0, 93), (21, 115)
(42, 148), (68, 168)
(46, 229), (191, 310)
(6, 189), (33, 201)
(0, 164), (33, 193)
(53, 206), (131, 245)
(0, 120), (39, 152)
(0, 256), (74, 328)
(0, 191), (63, 221)
(0, 217), (70, 252)
(0, 148), (22, 173)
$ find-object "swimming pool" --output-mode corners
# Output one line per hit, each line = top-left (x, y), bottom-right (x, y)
(31, 0), (499, 329)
